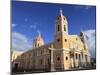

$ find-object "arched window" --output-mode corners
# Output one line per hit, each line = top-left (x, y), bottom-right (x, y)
(76, 38), (78, 40)
(40, 59), (42, 65)
(76, 53), (78, 59)
(66, 56), (68, 60)
(57, 57), (60, 61)
(65, 39), (67, 42)
(57, 17), (59, 20)
(57, 39), (60, 42)
(38, 43), (39, 47)
(64, 25), (66, 31)
(48, 58), (50, 64)
(35, 43), (37, 47)
(57, 24), (60, 31)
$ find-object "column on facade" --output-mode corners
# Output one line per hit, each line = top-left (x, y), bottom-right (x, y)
(85, 54), (89, 66)
(80, 52), (83, 66)
(50, 48), (55, 71)
(79, 53), (82, 66)
(73, 50), (76, 68)
(87, 54), (90, 64)
(43, 49), (45, 70)
(80, 51), (84, 67)
(83, 53), (86, 66)
(77, 53), (79, 67)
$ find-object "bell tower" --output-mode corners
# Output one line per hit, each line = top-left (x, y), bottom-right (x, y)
(54, 9), (71, 70)
(54, 9), (69, 49)
(55, 9), (68, 35)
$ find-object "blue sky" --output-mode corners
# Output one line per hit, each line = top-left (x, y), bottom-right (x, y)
(12, 1), (96, 58)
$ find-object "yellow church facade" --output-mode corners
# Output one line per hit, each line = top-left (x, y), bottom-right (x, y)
(12, 9), (90, 72)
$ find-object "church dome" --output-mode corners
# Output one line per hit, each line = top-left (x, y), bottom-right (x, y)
(33, 31), (44, 48)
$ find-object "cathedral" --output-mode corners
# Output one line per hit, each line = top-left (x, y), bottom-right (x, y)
(12, 9), (90, 72)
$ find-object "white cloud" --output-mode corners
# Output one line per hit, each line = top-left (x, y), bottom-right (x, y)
(30, 25), (36, 29)
(12, 32), (32, 51)
(85, 6), (92, 10)
(75, 5), (92, 9)
(74, 5), (92, 11)
(12, 24), (17, 27)
(84, 29), (96, 58)
(25, 18), (28, 22)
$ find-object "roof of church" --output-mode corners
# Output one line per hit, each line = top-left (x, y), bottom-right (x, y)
(12, 50), (24, 55)
(33, 42), (54, 50)
(68, 35), (79, 37)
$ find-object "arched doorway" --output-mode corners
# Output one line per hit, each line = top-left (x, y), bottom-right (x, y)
(14, 62), (19, 70)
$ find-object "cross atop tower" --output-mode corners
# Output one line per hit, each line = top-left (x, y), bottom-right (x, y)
(37, 30), (41, 37)
(60, 8), (63, 16)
